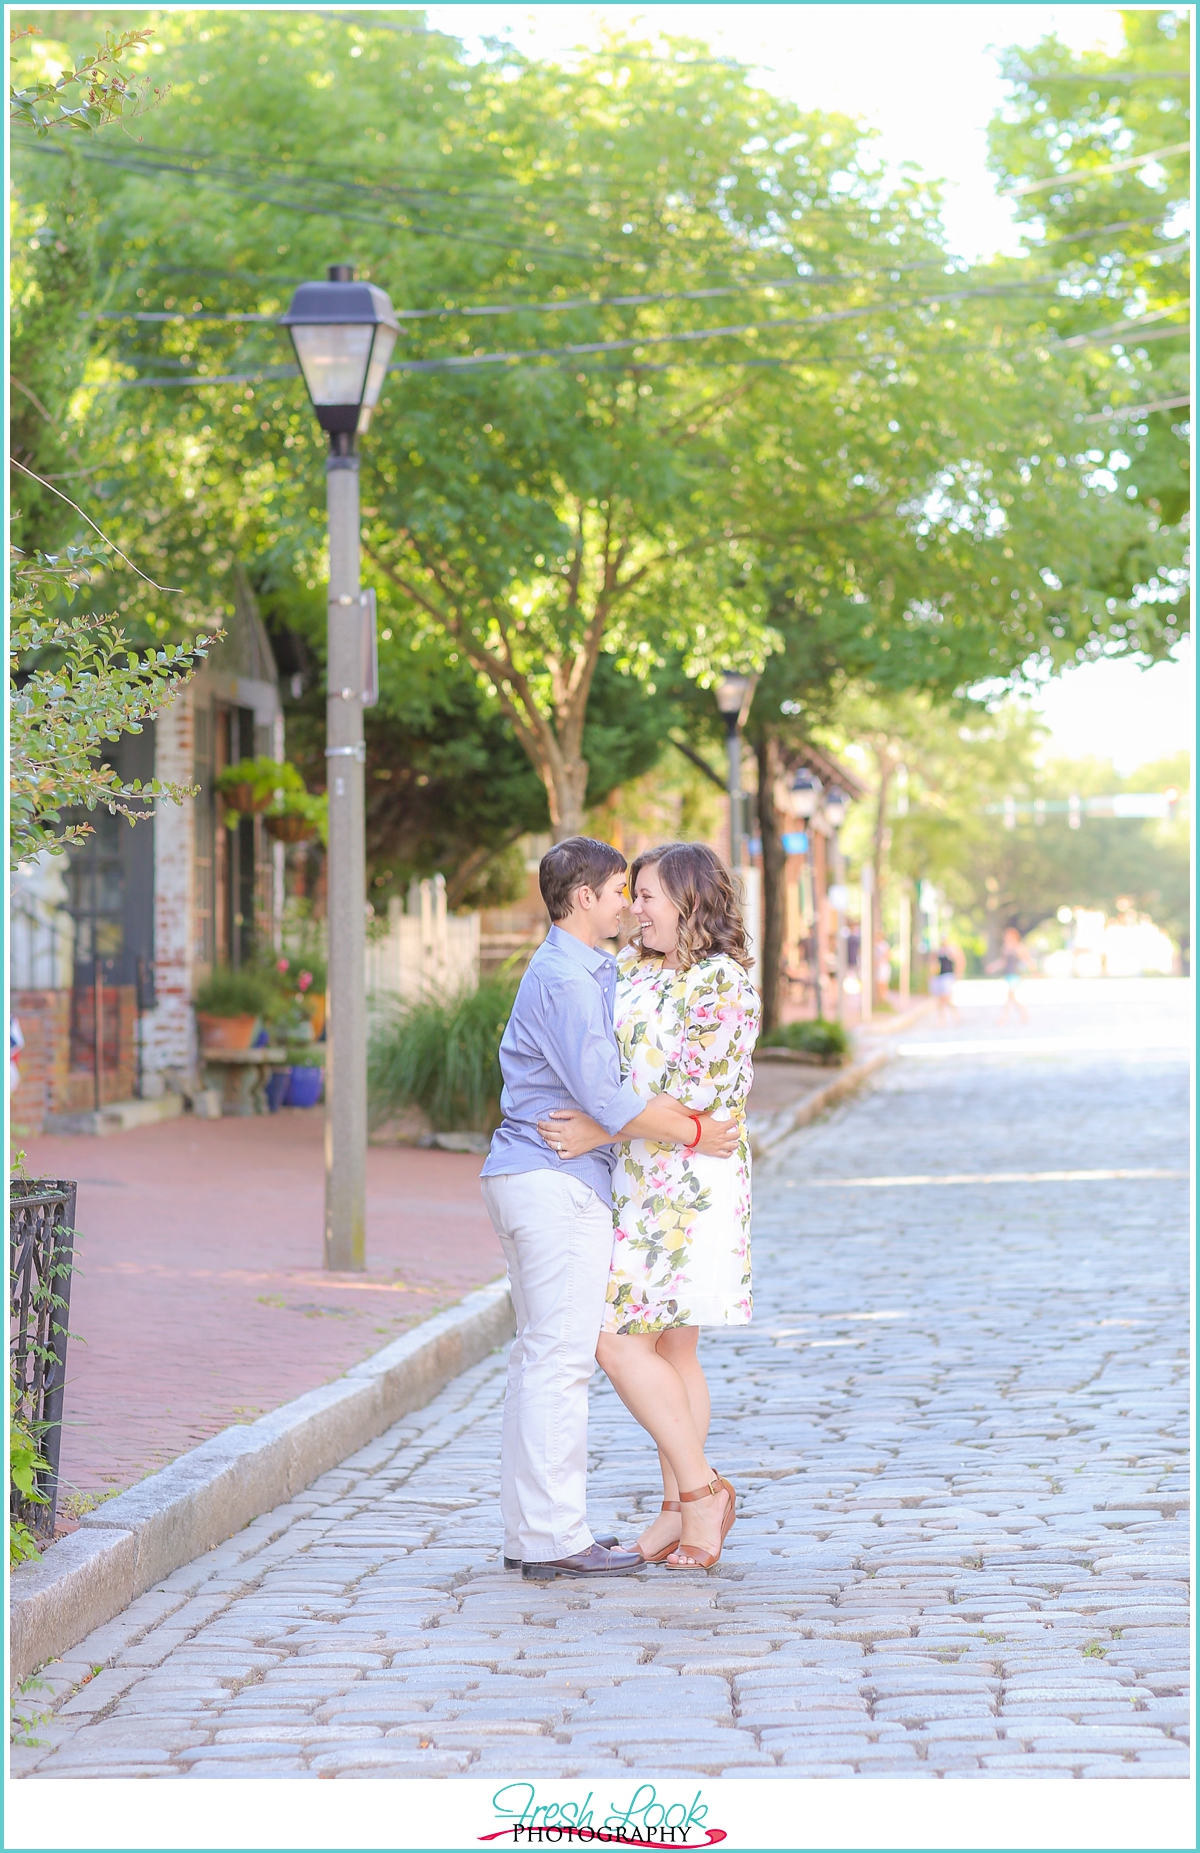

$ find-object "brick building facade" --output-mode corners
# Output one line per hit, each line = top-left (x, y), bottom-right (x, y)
(10, 576), (284, 1133)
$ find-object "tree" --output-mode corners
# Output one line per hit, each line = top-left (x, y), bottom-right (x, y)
(989, 9), (1190, 529)
(268, 588), (680, 907)
(9, 542), (208, 867)
(10, 12), (1099, 833)
(14, 8), (1185, 886)
(828, 696), (1190, 964)
(9, 19), (207, 866)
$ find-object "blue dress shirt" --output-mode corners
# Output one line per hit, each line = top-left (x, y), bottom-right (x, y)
(481, 924), (645, 1205)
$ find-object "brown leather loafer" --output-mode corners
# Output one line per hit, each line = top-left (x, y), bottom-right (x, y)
(522, 1543), (643, 1581)
(505, 1534), (618, 1569)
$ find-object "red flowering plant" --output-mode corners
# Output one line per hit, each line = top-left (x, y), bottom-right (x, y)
(272, 953), (327, 1043)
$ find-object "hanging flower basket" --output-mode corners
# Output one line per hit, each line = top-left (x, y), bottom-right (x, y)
(216, 757), (306, 820)
(223, 783), (274, 817)
(264, 811), (317, 843)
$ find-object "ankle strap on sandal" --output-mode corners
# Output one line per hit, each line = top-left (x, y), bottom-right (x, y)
(678, 1476), (721, 1504)
(660, 1500), (682, 1513)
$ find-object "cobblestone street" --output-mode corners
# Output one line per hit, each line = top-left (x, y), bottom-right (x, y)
(14, 983), (1190, 1782)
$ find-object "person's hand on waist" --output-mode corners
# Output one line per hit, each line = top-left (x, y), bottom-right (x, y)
(535, 1109), (611, 1160)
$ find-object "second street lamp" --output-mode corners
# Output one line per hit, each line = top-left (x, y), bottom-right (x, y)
(714, 672), (757, 871)
(821, 786), (852, 1023)
(282, 263), (399, 1273)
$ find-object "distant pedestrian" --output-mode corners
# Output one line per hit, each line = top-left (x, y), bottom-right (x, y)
(987, 926), (1031, 1024)
(929, 938), (964, 1024)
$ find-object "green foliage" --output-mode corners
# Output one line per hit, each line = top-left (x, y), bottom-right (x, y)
(9, 1375), (48, 1569)
(760, 1018), (851, 1062)
(368, 974), (519, 1133)
(990, 9), (1189, 529)
(9, 544), (210, 867)
(192, 965), (276, 1019)
(9, 23), (167, 138)
(215, 756), (304, 804)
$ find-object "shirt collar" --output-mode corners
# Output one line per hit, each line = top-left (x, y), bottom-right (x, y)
(546, 922), (615, 976)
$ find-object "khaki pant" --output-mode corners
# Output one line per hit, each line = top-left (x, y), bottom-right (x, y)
(481, 1170), (613, 1563)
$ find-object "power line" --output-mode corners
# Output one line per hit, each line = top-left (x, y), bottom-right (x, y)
(18, 137), (609, 265)
(1009, 68), (1190, 84)
(83, 261), (990, 327)
(1081, 393), (1191, 424)
(1006, 140), (1191, 198)
(95, 277), (1086, 389)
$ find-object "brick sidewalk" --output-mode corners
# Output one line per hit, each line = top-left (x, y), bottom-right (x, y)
(18, 1113), (501, 1506)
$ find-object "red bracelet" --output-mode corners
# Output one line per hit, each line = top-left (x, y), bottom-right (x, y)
(685, 1114), (703, 1150)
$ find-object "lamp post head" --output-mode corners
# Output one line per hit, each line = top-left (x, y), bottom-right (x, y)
(788, 767), (822, 820)
(281, 264), (399, 449)
(714, 671), (757, 735)
(822, 785), (850, 830)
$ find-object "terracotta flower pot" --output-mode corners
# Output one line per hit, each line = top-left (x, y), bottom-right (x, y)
(263, 812), (317, 843)
(196, 1012), (259, 1052)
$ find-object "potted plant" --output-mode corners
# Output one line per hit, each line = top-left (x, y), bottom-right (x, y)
(216, 757), (305, 826)
(275, 954), (327, 1042)
(287, 1043), (325, 1109)
(263, 790), (328, 845)
(193, 967), (277, 1052)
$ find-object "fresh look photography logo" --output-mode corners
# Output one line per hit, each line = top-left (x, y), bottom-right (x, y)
(479, 1784), (727, 1847)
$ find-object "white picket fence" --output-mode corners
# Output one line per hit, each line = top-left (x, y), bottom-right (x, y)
(365, 875), (480, 1012)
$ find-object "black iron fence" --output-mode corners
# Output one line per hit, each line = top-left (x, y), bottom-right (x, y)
(9, 1179), (77, 1539)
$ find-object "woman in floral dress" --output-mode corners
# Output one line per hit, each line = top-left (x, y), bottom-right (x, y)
(538, 842), (760, 1569)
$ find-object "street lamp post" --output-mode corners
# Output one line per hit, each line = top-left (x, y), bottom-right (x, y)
(713, 673), (757, 871)
(822, 785), (850, 1022)
(282, 264), (399, 1273)
(786, 768), (823, 1019)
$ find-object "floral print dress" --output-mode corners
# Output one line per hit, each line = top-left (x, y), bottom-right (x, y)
(602, 948), (760, 1335)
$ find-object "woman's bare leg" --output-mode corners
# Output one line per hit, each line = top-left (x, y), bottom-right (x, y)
(632, 1327), (709, 1555)
(597, 1329), (728, 1562)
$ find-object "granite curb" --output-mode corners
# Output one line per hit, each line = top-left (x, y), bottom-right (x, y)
(748, 1050), (892, 1158)
(9, 1276), (514, 1683)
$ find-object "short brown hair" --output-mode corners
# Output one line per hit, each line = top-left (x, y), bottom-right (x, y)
(629, 842), (752, 971)
(539, 836), (627, 923)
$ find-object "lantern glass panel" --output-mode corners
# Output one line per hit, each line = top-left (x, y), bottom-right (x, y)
(357, 325), (399, 433)
(715, 672), (752, 716)
(291, 323), (373, 407)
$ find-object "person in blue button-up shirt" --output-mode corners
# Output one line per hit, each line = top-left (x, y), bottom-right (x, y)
(481, 836), (736, 1581)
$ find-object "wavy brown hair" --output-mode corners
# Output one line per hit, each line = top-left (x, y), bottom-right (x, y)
(629, 842), (753, 972)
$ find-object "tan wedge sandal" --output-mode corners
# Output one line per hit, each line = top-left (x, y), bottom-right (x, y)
(666, 1474), (736, 1570)
(634, 1499), (682, 1565)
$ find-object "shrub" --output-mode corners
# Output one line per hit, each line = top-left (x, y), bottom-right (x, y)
(760, 1017), (851, 1061)
(368, 973), (518, 1133)
(193, 965), (277, 1019)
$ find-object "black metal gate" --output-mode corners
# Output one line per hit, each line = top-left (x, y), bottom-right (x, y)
(9, 1180), (78, 1538)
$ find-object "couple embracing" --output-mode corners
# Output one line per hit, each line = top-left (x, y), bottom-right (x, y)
(480, 834), (761, 1581)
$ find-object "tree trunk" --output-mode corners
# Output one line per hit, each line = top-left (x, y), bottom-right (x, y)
(872, 749), (893, 974)
(754, 731), (788, 1033)
(547, 757), (590, 841)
